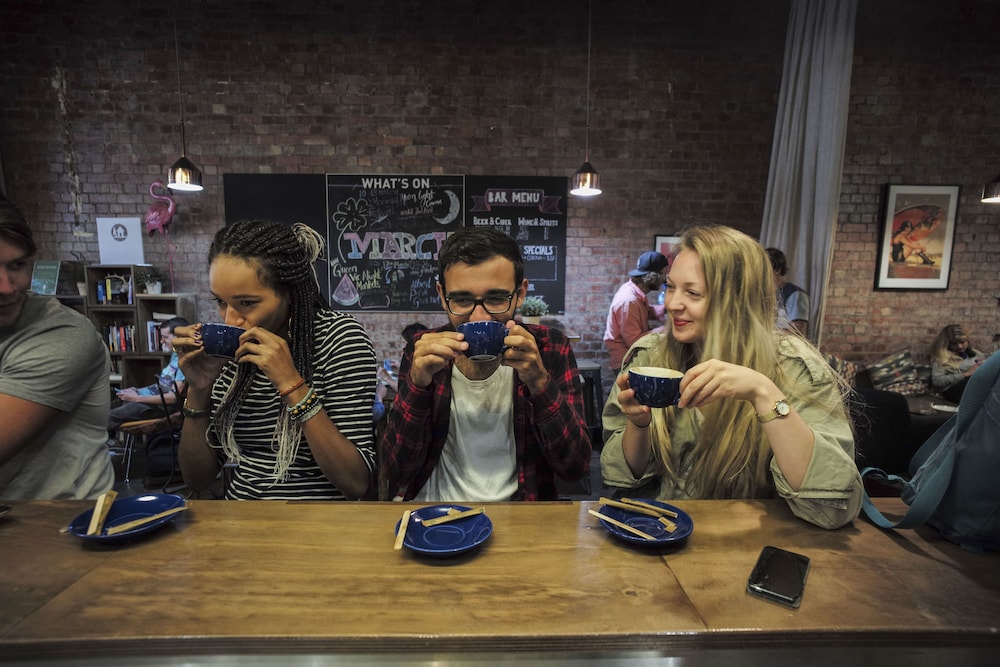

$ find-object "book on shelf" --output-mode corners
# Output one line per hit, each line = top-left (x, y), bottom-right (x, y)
(104, 322), (137, 352)
(151, 311), (177, 321)
(146, 320), (163, 352)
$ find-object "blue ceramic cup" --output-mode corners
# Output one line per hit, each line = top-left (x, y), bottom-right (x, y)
(457, 320), (507, 362)
(628, 366), (684, 408)
(200, 323), (246, 359)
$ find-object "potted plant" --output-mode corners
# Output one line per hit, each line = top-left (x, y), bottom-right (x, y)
(518, 295), (549, 324)
(134, 266), (168, 294)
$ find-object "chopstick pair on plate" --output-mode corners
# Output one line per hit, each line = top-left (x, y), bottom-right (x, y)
(594, 497), (679, 537)
(393, 507), (486, 550)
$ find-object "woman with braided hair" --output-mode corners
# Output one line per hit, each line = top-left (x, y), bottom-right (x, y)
(174, 220), (376, 499)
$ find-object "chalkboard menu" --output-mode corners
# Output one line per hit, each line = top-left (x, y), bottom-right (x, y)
(464, 176), (567, 314)
(326, 174), (464, 311)
(224, 173), (567, 313)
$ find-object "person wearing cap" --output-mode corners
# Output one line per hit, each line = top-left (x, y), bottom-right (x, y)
(603, 250), (670, 373)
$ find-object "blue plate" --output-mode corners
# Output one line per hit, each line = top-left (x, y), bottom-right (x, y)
(394, 504), (493, 558)
(596, 498), (693, 548)
(67, 493), (187, 545)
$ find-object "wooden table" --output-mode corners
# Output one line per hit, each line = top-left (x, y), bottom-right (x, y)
(1, 498), (998, 665)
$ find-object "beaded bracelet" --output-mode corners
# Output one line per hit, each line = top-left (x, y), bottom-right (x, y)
(287, 387), (319, 420)
(296, 400), (324, 423)
(279, 377), (306, 397)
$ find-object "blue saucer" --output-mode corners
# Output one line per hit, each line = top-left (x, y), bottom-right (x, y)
(67, 493), (187, 545)
(394, 504), (493, 557)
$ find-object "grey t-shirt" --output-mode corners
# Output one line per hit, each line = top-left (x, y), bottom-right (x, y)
(0, 294), (114, 499)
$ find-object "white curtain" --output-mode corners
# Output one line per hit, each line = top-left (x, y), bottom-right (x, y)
(760, 0), (857, 345)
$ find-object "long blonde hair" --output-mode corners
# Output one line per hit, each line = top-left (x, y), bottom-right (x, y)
(643, 225), (833, 498)
(929, 324), (974, 369)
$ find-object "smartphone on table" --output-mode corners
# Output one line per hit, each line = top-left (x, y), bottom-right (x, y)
(746, 545), (810, 608)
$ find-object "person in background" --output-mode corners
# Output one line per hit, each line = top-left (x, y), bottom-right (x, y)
(374, 321), (427, 422)
(603, 250), (670, 373)
(929, 324), (985, 403)
(107, 317), (189, 434)
(766, 247), (810, 337)
(0, 199), (115, 499)
(603, 225), (861, 530)
(173, 220), (376, 500)
(381, 226), (590, 502)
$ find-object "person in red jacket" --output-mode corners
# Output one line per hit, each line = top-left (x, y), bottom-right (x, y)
(381, 227), (591, 502)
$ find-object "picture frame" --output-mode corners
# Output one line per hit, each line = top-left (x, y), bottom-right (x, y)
(875, 184), (959, 290)
(654, 235), (682, 263)
(30, 260), (60, 295)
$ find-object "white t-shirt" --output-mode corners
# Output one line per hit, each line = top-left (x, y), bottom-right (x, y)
(415, 364), (517, 502)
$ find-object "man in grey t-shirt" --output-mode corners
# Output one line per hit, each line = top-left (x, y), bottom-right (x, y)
(0, 199), (114, 499)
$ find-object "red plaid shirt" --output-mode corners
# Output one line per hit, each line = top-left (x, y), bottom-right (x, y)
(381, 323), (591, 501)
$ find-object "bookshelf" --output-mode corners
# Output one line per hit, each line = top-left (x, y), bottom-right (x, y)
(84, 265), (196, 389)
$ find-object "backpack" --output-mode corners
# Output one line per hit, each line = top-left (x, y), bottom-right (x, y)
(861, 349), (1000, 553)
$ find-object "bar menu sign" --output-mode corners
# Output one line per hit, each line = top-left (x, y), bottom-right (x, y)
(465, 175), (567, 314)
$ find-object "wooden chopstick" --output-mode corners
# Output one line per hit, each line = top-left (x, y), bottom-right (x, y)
(620, 497), (679, 519)
(86, 490), (118, 536)
(393, 509), (411, 550)
(588, 509), (656, 541)
(104, 506), (188, 536)
(421, 507), (485, 527)
(598, 496), (664, 519)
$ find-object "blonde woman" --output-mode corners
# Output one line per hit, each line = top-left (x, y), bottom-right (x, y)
(601, 225), (862, 529)
(929, 324), (985, 403)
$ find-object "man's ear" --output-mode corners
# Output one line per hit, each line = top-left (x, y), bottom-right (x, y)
(436, 282), (448, 311)
(513, 279), (529, 309)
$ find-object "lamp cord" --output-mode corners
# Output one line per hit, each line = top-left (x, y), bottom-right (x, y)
(584, 0), (592, 161)
(173, 16), (187, 157)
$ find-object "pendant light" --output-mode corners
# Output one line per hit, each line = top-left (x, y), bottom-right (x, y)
(982, 172), (1000, 203)
(570, 0), (601, 197)
(167, 16), (203, 192)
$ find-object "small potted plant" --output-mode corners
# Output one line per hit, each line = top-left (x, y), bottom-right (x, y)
(134, 266), (168, 294)
(518, 295), (549, 324)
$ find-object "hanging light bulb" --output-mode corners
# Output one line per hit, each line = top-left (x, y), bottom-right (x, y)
(167, 16), (202, 192)
(570, 0), (601, 197)
(982, 172), (1000, 203)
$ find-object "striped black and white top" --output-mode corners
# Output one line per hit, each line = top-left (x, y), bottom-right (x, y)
(207, 310), (376, 500)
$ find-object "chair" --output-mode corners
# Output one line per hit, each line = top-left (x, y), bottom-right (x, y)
(118, 412), (184, 485)
(576, 361), (605, 450)
(116, 382), (184, 489)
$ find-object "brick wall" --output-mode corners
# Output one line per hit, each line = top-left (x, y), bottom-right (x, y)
(827, 0), (1000, 364)
(2, 0), (998, 389)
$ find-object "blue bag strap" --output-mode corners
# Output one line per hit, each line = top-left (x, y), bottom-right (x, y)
(861, 349), (1000, 530)
(861, 422), (955, 529)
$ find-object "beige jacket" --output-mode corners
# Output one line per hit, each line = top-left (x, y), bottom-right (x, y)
(601, 333), (863, 529)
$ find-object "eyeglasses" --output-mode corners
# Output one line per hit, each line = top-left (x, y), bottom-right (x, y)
(444, 292), (515, 316)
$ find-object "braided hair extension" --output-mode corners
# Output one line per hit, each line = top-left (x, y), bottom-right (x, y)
(207, 220), (328, 481)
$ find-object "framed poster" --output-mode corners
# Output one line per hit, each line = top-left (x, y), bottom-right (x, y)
(875, 185), (959, 290)
(30, 260), (60, 295)
(654, 235), (682, 265)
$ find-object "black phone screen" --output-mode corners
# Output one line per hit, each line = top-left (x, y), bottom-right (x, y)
(747, 545), (810, 608)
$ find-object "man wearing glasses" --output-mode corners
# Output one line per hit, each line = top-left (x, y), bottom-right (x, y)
(381, 227), (591, 501)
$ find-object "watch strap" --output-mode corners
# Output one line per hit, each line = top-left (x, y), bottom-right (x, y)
(757, 398), (789, 424)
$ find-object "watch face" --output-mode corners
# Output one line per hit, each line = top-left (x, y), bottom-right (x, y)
(776, 400), (790, 416)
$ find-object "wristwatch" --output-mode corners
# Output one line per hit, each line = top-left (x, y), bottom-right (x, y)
(757, 398), (790, 424)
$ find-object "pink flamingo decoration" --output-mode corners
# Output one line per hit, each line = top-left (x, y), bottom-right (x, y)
(144, 180), (176, 236)
(143, 180), (178, 292)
